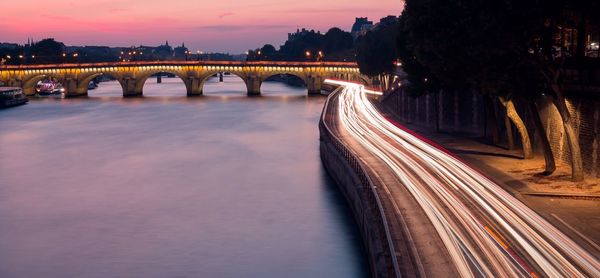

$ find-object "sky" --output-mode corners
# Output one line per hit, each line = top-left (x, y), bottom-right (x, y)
(0, 0), (403, 54)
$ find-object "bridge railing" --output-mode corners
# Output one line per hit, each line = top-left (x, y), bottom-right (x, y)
(319, 88), (401, 278)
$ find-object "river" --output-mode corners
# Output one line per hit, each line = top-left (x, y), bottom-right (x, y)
(0, 76), (368, 278)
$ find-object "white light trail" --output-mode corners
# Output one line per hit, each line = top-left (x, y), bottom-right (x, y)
(330, 80), (600, 277)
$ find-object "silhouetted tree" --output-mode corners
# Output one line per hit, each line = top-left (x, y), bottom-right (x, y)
(323, 28), (353, 54)
(30, 38), (65, 63)
(403, 0), (540, 161)
(355, 22), (398, 76)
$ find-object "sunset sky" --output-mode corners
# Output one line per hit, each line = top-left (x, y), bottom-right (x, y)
(1, 0), (403, 53)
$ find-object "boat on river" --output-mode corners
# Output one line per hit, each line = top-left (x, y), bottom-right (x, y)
(0, 87), (28, 108)
(36, 79), (65, 95)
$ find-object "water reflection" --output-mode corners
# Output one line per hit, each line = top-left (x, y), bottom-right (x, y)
(0, 78), (367, 278)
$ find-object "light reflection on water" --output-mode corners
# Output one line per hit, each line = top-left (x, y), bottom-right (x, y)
(0, 76), (368, 278)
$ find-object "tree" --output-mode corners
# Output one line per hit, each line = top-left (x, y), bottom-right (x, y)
(323, 28), (353, 54)
(402, 0), (540, 161)
(355, 22), (398, 77)
(260, 44), (277, 60)
(30, 38), (65, 63)
(530, 0), (600, 181)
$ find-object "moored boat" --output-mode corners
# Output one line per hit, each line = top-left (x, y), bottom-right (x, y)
(0, 87), (28, 108)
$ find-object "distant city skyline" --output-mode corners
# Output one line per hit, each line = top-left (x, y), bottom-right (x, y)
(1, 0), (402, 54)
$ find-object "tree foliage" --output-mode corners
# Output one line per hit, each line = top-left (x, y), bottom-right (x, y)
(354, 22), (398, 76)
(247, 28), (354, 61)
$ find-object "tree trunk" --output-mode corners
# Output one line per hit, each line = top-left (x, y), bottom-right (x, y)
(499, 97), (534, 159)
(550, 83), (585, 181)
(504, 114), (515, 150)
(529, 100), (556, 175)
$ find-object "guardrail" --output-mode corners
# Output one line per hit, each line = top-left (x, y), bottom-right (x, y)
(319, 88), (401, 278)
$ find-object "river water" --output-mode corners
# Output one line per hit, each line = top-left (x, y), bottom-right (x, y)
(0, 76), (367, 278)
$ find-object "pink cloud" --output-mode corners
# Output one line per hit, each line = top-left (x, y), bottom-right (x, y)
(0, 0), (403, 53)
(218, 12), (234, 19)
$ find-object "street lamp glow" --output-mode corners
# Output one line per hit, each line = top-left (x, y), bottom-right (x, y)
(305, 51), (311, 57)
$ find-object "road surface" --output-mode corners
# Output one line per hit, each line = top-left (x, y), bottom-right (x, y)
(328, 80), (600, 277)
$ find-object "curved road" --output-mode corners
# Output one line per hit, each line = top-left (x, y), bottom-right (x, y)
(328, 80), (600, 277)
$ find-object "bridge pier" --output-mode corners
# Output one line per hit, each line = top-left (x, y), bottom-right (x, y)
(185, 77), (203, 97)
(123, 78), (143, 97)
(307, 75), (324, 95)
(246, 75), (261, 96)
(63, 78), (88, 97)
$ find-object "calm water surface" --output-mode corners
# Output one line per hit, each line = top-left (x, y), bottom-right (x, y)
(0, 77), (368, 277)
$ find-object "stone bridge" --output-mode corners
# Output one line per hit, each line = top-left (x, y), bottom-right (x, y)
(0, 61), (368, 97)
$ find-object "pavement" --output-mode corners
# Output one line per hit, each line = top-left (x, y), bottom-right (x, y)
(376, 100), (600, 259)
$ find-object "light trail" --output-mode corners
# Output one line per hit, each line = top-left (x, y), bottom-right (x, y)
(326, 79), (600, 277)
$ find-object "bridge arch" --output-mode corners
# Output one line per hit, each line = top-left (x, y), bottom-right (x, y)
(260, 73), (309, 95)
(199, 71), (249, 96)
(133, 70), (189, 96)
(77, 72), (127, 96)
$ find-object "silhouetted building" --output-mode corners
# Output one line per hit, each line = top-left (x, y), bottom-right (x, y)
(378, 16), (398, 28)
(287, 28), (321, 42)
(173, 42), (189, 59)
(153, 41), (174, 60)
(351, 17), (373, 39)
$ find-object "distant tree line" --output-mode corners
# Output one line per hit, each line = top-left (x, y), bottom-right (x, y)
(354, 0), (599, 181)
(1, 39), (68, 64)
(247, 28), (355, 62)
